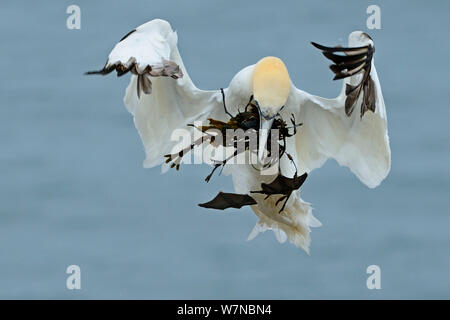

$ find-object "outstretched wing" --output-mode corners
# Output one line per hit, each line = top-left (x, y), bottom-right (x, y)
(289, 31), (390, 188)
(86, 19), (225, 168)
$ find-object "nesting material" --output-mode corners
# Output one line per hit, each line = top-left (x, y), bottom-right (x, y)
(165, 92), (306, 213)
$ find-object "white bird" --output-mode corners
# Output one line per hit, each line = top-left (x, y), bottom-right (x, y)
(87, 19), (390, 253)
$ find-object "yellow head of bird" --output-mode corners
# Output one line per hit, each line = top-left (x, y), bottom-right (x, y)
(252, 57), (291, 162)
(252, 56), (291, 119)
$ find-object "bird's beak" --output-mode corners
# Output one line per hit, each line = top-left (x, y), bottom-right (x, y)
(258, 116), (274, 163)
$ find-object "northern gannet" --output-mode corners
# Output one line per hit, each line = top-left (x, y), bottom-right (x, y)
(87, 19), (390, 253)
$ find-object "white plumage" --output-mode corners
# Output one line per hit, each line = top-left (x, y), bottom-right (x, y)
(90, 19), (390, 253)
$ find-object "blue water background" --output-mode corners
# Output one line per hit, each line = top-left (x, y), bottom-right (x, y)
(0, 0), (449, 298)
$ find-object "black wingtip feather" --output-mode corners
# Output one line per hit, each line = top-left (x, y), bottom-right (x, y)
(84, 65), (114, 76)
(119, 29), (136, 42)
(312, 41), (368, 53)
(312, 37), (377, 118)
(85, 70), (104, 75)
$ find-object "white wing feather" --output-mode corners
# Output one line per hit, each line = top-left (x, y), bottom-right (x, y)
(289, 32), (390, 188)
(113, 19), (223, 168)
